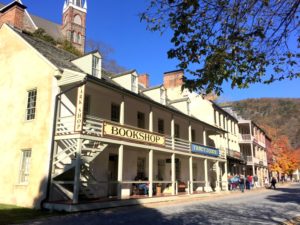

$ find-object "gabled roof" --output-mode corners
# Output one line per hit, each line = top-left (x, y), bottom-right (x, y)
(0, 2), (63, 40)
(30, 14), (63, 40)
(15, 29), (82, 72)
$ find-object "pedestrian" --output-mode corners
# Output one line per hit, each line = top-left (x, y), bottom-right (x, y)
(253, 175), (258, 188)
(239, 175), (245, 193)
(246, 176), (250, 190)
(270, 177), (277, 189)
(264, 177), (269, 188)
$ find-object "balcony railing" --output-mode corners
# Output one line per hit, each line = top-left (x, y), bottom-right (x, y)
(239, 134), (252, 141)
(226, 148), (246, 161)
(246, 156), (260, 165)
(56, 115), (223, 158)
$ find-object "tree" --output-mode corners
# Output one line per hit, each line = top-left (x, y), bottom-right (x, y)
(141, 0), (300, 94)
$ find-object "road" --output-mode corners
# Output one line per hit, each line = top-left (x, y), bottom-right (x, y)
(24, 183), (300, 225)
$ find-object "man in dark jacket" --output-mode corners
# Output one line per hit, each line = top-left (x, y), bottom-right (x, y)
(270, 177), (277, 189)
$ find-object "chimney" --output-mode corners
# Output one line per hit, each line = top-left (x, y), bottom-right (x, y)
(138, 73), (150, 88)
(163, 69), (184, 89)
(0, 1), (26, 30)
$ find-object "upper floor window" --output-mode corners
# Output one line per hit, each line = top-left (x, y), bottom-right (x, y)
(137, 112), (145, 129)
(175, 124), (180, 138)
(160, 89), (166, 105)
(92, 56), (100, 77)
(19, 149), (32, 184)
(158, 119), (164, 134)
(131, 75), (137, 92)
(26, 89), (37, 120)
(74, 15), (82, 25)
(111, 103), (120, 122)
(191, 129), (196, 142)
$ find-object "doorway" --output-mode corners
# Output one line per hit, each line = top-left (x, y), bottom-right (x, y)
(108, 154), (118, 196)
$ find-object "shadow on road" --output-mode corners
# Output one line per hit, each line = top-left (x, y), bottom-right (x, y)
(266, 184), (300, 204)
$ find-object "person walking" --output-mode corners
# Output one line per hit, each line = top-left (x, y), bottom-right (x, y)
(270, 177), (277, 189)
(239, 175), (245, 193)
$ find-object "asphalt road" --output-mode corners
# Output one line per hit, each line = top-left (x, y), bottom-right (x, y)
(23, 183), (300, 225)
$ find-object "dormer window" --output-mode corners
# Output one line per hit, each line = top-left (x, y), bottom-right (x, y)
(160, 89), (166, 105)
(92, 55), (100, 77)
(131, 75), (137, 92)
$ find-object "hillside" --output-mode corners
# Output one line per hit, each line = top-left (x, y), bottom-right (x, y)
(227, 98), (300, 149)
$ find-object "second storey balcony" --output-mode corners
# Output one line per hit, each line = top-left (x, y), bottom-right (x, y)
(55, 115), (225, 159)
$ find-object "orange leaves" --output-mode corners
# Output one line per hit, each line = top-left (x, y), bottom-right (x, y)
(269, 135), (299, 174)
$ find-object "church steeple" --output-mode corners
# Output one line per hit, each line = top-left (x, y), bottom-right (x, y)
(62, 0), (87, 53)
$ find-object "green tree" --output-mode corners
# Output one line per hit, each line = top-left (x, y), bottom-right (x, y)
(141, 0), (300, 94)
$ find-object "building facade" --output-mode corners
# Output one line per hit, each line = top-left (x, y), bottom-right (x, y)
(0, 1), (271, 211)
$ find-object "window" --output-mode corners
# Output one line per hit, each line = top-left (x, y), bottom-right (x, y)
(19, 150), (32, 184)
(111, 103), (120, 122)
(137, 157), (146, 177)
(158, 119), (164, 134)
(191, 129), (196, 142)
(76, 33), (81, 44)
(137, 112), (145, 129)
(160, 89), (166, 105)
(92, 55), (100, 77)
(131, 75), (137, 92)
(73, 15), (82, 25)
(175, 124), (180, 138)
(26, 89), (37, 120)
(84, 95), (90, 115)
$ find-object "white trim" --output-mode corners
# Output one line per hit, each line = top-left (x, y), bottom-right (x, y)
(25, 9), (38, 30)
(63, 4), (87, 14)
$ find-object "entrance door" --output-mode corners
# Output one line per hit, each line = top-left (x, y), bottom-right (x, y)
(108, 154), (118, 196)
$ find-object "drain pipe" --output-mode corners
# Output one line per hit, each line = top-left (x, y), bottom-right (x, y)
(41, 77), (87, 210)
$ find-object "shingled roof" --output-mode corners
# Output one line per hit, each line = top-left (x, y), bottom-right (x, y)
(0, 2), (63, 40)
(16, 29), (83, 72)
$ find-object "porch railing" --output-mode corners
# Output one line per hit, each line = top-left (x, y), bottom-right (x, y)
(56, 115), (222, 157)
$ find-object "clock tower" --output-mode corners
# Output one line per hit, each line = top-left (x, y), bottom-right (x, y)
(62, 0), (87, 53)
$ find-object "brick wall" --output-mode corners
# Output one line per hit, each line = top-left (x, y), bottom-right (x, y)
(163, 70), (184, 89)
(0, 5), (25, 30)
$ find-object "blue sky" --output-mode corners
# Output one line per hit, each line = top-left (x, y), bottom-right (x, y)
(4, 0), (299, 101)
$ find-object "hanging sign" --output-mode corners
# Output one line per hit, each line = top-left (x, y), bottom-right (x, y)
(103, 122), (165, 146)
(74, 85), (85, 132)
(191, 143), (219, 157)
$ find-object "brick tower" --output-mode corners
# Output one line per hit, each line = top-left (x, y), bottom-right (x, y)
(62, 0), (87, 53)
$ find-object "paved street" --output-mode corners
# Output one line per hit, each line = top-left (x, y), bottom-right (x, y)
(23, 183), (300, 225)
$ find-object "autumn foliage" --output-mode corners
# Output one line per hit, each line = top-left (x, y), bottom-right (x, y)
(268, 135), (300, 175)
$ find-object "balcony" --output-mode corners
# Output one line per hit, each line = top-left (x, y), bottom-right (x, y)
(246, 156), (260, 165)
(226, 148), (246, 162)
(239, 134), (252, 143)
(55, 115), (223, 158)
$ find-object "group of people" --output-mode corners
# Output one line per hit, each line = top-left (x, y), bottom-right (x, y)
(228, 174), (278, 192)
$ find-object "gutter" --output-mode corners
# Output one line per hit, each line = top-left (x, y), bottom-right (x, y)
(41, 77), (87, 210)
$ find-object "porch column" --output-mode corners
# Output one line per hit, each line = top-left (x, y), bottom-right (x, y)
(188, 124), (192, 143)
(215, 161), (221, 192)
(171, 117), (175, 150)
(117, 144), (124, 199)
(120, 98), (125, 125)
(73, 138), (82, 204)
(149, 108), (153, 132)
(203, 128), (207, 146)
(224, 161), (229, 191)
(251, 143), (255, 176)
(171, 153), (176, 195)
(149, 149), (153, 197)
(204, 159), (210, 192)
(189, 156), (193, 194)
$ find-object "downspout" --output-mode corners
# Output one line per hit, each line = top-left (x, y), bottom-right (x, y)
(41, 77), (87, 210)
